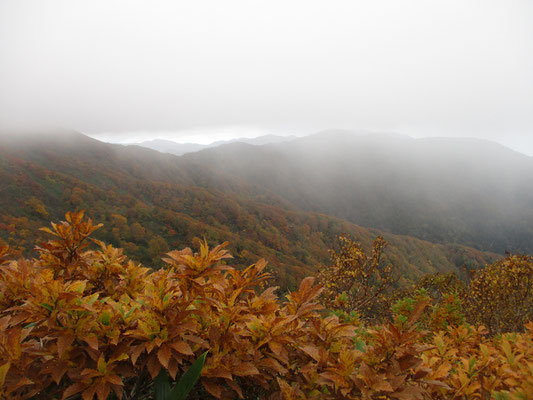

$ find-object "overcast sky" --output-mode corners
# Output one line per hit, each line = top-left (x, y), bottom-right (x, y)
(1, 0), (532, 154)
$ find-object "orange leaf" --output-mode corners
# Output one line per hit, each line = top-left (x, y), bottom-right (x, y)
(147, 356), (161, 379)
(106, 375), (123, 386)
(0, 362), (10, 387)
(157, 345), (172, 369)
(81, 385), (97, 400)
(169, 341), (193, 355)
(62, 382), (86, 400)
(96, 380), (110, 400)
(300, 345), (320, 362)
(130, 345), (145, 365)
(371, 380), (393, 392)
(84, 335), (99, 351)
(232, 362), (260, 377)
(203, 379), (224, 398)
(57, 335), (76, 358)
(206, 366), (233, 380)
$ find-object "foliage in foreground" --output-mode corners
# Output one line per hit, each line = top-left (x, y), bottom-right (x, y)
(318, 235), (533, 335)
(0, 212), (532, 399)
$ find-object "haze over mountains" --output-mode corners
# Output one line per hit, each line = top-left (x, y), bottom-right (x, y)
(135, 134), (298, 156)
(0, 130), (509, 289)
(122, 128), (533, 255)
(3, 130), (531, 260)
(183, 130), (533, 254)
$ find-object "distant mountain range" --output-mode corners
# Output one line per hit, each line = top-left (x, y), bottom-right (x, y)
(0, 130), (503, 289)
(134, 134), (298, 155)
(183, 130), (533, 254)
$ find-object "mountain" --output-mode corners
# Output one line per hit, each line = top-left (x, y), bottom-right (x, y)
(184, 130), (533, 254)
(0, 131), (498, 288)
(134, 139), (207, 155)
(135, 134), (298, 156)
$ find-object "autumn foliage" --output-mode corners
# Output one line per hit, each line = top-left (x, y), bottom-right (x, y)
(317, 235), (394, 322)
(0, 212), (532, 399)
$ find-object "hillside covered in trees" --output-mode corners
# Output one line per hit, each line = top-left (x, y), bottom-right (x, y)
(0, 131), (499, 288)
(184, 130), (533, 255)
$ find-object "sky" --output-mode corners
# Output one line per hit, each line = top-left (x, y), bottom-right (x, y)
(0, 0), (532, 154)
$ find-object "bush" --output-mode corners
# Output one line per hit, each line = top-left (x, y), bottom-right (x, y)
(317, 235), (394, 323)
(464, 254), (533, 335)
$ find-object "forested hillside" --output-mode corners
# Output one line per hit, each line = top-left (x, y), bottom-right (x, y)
(0, 131), (498, 288)
(185, 130), (533, 254)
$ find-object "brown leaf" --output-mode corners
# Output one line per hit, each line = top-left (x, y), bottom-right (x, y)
(319, 371), (347, 387)
(130, 345), (144, 365)
(62, 382), (86, 400)
(371, 379), (393, 392)
(391, 385), (425, 400)
(57, 335), (76, 358)
(407, 299), (430, 328)
(300, 345), (320, 362)
(169, 341), (194, 355)
(96, 381), (110, 400)
(147, 355), (161, 379)
(81, 385), (97, 400)
(106, 375), (123, 386)
(203, 379), (224, 398)
(157, 345), (172, 369)
(232, 362), (260, 377)
(84, 335), (99, 351)
(205, 366), (233, 380)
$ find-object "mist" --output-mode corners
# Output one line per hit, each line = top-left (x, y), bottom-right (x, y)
(1, 0), (532, 154)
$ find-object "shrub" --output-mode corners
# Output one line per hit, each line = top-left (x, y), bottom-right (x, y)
(0, 212), (532, 399)
(317, 235), (395, 323)
(464, 254), (533, 335)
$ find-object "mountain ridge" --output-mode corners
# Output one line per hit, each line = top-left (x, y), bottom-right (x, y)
(133, 134), (298, 156)
(184, 130), (533, 254)
(0, 130), (500, 288)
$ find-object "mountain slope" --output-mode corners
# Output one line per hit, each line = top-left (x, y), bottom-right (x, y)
(0, 131), (498, 288)
(184, 130), (533, 254)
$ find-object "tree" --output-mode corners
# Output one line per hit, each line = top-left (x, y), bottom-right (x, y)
(465, 254), (533, 334)
(130, 222), (146, 242)
(318, 235), (395, 322)
(24, 197), (48, 219)
(148, 235), (170, 259)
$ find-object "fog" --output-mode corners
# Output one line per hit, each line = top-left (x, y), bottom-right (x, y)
(1, 0), (532, 154)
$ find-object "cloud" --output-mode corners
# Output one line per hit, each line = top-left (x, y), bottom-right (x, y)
(0, 0), (532, 153)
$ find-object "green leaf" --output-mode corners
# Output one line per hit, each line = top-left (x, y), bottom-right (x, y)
(154, 369), (171, 400)
(353, 338), (366, 352)
(86, 293), (99, 305)
(124, 305), (138, 319)
(39, 302), (54, 312)
(167, 351), (208, 400)
(100, 311), (112, 326)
